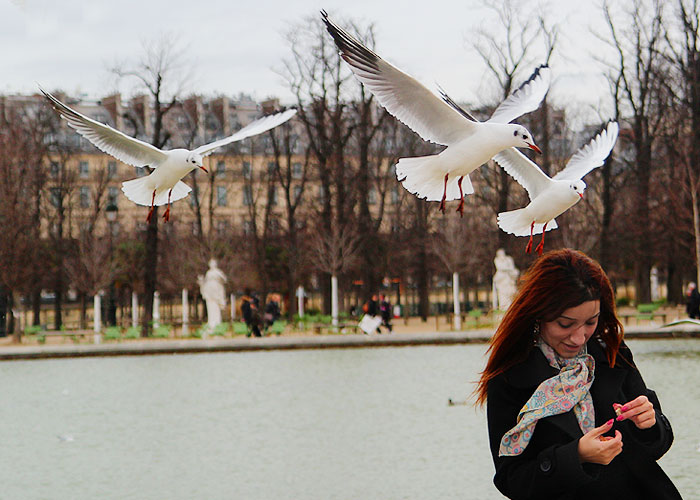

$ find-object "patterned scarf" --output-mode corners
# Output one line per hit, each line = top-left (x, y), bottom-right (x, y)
(498, 339), (596, 456)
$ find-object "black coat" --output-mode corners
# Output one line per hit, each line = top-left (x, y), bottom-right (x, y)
(486, 338), (681, 500)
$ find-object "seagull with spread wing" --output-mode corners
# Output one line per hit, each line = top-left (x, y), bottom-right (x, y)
(40, 88), (296, 222)
(321, 11), (549, 216)
(494, 122), (619, 255)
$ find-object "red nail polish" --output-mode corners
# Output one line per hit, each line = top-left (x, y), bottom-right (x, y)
(622, 405), (629, 411)
(616, 415), (624, 421)
(606, 418), (614, 426)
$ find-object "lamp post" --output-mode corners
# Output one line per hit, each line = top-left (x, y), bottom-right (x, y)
(105, 201), (118, 326)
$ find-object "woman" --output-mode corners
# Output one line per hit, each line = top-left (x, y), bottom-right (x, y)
(476, 249), (681, 499)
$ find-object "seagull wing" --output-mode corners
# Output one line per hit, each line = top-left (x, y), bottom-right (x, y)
(487, 65), (551, 124)
(193, 109), (297, 157)
(492, 148), (552, 200)
(321, 11), (475, 145)
(554, 122), (619, 181)
(40, 88), (168, 168)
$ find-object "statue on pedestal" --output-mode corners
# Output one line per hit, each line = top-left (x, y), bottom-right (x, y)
(493, 249), (519, 311)
(198, 259), (227, 330)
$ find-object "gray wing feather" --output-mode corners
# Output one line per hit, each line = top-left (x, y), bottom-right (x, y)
(554, 122), (619, 181)
(40, 88), (167, 168)
(487, 65), (551, 124)
(492, 148), (552, 200)
(321, 11), (474, 145)
(193, 109), (297, 157)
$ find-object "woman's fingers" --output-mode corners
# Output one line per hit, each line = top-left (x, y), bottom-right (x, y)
(614, 396), (656, 429)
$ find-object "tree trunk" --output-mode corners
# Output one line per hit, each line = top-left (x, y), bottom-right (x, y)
(141, 211), (158, 336)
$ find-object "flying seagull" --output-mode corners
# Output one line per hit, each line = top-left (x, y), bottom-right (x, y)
(494, 121), (619, 255)
(320, 10), (549, 216)
(40, 88), (297, 222)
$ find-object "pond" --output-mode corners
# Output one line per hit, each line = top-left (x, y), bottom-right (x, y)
(1, 339), (698, 499)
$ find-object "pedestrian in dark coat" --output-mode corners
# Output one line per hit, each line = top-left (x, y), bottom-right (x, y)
(476, 249), (681, 499)
(686, 282), (700, 319)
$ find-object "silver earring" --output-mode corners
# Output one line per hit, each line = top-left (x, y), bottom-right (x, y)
(533, 321), (540, 344)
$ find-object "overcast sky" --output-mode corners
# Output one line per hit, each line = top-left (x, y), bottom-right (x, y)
(1, 0), (614, 127)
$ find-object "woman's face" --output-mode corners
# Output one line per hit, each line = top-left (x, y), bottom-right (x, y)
(540, 300), (600, 358)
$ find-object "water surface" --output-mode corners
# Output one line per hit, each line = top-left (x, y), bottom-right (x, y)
(1, 339), (697, 499)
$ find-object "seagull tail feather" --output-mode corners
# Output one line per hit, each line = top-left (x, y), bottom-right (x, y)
(497, 209), (558, 237)
(121, 178), (192, 207)
(396, 155), (468, 201)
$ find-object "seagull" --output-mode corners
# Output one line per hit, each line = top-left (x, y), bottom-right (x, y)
(494, 122), (619, 255)
(40, 88), (297, 222)
(320, 11), (549, 216)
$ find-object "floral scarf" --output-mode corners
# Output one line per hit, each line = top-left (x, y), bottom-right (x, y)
(498, 339), (596, 456)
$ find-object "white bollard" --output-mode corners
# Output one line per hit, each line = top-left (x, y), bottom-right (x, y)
(182, 288), (189, 337)
(153, 291), (160, 329)
(230, 293), (236, 322)
(296, 286), (305, 318)
(331, 275), (338, 327)
(132, 292), (139, 328)
(93, 292), (102, 343)
(453, 272), (461, 330)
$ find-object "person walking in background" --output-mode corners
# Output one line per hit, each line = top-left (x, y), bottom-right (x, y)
(475, 248), (680, 499)
(379, 293), (393, 333)
(686, 282), (700, 319)
(240, 289), (262, 337)
(263, 293), (281, 333)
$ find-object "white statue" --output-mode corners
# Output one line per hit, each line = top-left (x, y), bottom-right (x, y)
(650, 266), (660, 302)
(198, 259), (227, 330)
(493, 249), (519, 311)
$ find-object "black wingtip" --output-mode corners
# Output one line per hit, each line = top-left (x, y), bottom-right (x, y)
(438, 85), (477, 122)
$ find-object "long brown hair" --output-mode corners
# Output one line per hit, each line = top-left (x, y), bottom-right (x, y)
(475, 248), (623, 406)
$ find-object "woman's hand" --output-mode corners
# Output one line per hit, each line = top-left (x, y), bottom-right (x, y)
(614, 396), (656, 430)
(578, 419), (623, 465)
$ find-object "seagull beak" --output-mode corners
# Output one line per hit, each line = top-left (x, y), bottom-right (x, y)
(199, 166), (208, 174)
(578, 193), (584, 199)
(528, 143), (542, 154)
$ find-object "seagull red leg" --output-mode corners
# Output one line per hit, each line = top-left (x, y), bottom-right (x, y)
(146, 190), (156, 223)
(162, 189), (172, 222)
(535, 222), (548, 256)
(456, 177), (465, 218)
(439, 173), (449, 214)
(525, 222), (535, 253)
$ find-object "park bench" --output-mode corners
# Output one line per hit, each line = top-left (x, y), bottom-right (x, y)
(619, 304), (668, 325)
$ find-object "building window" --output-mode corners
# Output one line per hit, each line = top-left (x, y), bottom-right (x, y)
(269, 186), (277, 206)
(243, 186), (253, 206)
(50, 161), (60, 178)
(242, 161), (252, 179)
(216, 161), (226, 178)
(319, 186), (326, 204)
(293, 185), (303, 202)
(134, 166), (147, 177)
(107, 161), (117, 179)
(391, 187), (399, 205)
(368, 187), (377, 205)
(79, 161), (89, 179)
(243, 220), (254, 235)
(108, 187), (119, 205)
(217, 186), (227, 207)
(267, 162), (277, 175)
(216, 220), (229, 235)
(80, 186), (90, 208)
(50, 187), (61, 207)
(292, 162), (302, 179)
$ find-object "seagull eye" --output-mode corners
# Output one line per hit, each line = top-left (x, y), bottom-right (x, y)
(513, 130), (518, 137)
(523, 135), (528, 140)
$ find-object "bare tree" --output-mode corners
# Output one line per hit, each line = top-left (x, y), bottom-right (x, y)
(281, 14), (356, 313)
(112, 34), (191, 335)
(602, 0), (669, 303)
